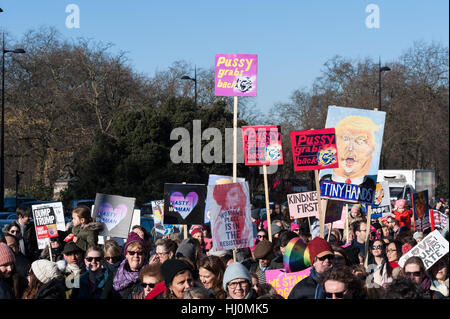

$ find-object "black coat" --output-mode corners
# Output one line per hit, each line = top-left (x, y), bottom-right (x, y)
(22, 222), (40, 262)
(13, 252), (31, 279)
(288, 274), (318, 299)
(0, 279), (14, 299)
(34, 279), (66, 299)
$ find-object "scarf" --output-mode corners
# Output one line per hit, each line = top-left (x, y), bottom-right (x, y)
(310, 268), (325, 299)
(113, 259), (140, 292)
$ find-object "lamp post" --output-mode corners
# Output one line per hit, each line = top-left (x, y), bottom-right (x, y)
(378, 58), (391, 111)
(181, 65), (197, 109)
(1, 33), (26, 211)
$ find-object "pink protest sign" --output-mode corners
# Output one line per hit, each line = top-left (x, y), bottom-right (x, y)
(265, 268), (311, 299)
(214, 54), (257, 96)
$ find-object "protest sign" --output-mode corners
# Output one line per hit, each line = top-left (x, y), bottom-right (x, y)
(214, 54), (257, 97)
(287, 191), (319, 219)
(208, 182), (254, 251)
(97, 209), (140, 245)
(398, 230), (449, 269)
(320, 180), (375, 204)
(265, 268), (311, 299)
(92, 193), (136, 238)
(204, 175), (245, 224)
(371, 181), (392, 218)
(319, 106), (386, 193)
(321, 199), (346, 224)
(331, 205), (347, 230)
(32, 202), (66, 250)
(290, 128), (338, 171)
(164, 183), (206, 225)
(151, 200), (164, 226)
(430, 209), (448, 230)
(413, 190), (429, 220)
(242, 125), (283, 166)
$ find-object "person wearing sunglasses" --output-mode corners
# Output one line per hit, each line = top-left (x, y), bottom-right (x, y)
(429, 255), (449, 299)
(130, 263), (164, 299)
(102, 240), (124, 273)
(71, 246), (116, 299)
(320, 265), (366, 299)
(402, 256), (432, 298)
(112, 232), (149, 299)
(288, 237), (334, 299)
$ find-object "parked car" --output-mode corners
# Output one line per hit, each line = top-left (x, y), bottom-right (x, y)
(65, 199), (95, 216)
(4, 196), (36, 212)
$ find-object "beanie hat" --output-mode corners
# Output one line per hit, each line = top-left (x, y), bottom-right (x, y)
(31, 259), (61, 284)
(271, 224), (282, 236)
(253, 240), (274, 260)
(175, 238), (197, 263)
(62, 241), (83, 255)
(306, 237), (333, 264)
(123, 232), (148, 256)
(290, 223), (300, 231)
(161, 259), (193, 287)
(190, 227), (202, 237)
(413, 232), (424, 240)
(223, 262), (252, 291)
(0, 243), (15, 266)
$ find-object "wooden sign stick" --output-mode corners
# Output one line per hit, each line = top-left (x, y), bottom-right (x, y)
(345, 204), (349, 243)
(48, 238), (53, 262)
(184, 225), (188, 240)
(232, 96), (238, 262)
(364, 205), (372, 269)
(314, 170), (325, 238)
(263, 164), (273, 242)
(327, 222), (333, 242)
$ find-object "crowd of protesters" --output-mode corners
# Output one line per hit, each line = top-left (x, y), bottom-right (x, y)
(0, 198), (448, 300)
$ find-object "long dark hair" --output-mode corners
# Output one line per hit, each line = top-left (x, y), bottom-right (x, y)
(21, 269), (43, 299)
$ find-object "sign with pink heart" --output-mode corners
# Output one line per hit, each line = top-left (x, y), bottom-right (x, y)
(164, 183), (206, 225)
(92, 193), (136, 238)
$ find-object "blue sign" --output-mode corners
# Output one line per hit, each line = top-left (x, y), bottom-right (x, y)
(320, 181), (374, 204)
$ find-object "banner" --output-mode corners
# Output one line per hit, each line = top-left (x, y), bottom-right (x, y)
(164, 183), (206, 225)
(242, 125), (283, 166)
(398, 230), (449, 269)
(204, 175), (245, 224)
(32, 202), (66, 250)
(371, 181), (392, 218)
(320, 180), (375, 204)
(214, 54), (257, 96)
(287, 191), (319, 219)
(319, 106), (386, 195)
(290, 128), (338, 171)
(265, 268), (311, 299)
(208, 182), (254, 251)
(92, 193), (136, 238)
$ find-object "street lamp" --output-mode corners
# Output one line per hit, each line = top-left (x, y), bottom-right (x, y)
(378, 58), (391, 111)
(1, 33), (26, 211)
(181, 65), (197, 109)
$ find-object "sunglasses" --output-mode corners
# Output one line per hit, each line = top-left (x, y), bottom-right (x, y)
(105, 256), (120, 262)
(318, 254), (334, 261)
(371, 245), (384, 250)
(257, 235), (268, 239)
(127, 251), (145, 256)
(325, 291), (346, 299)
(405, 271), (422, 277)
(141, 282), (156, 289)
(85, 256), (103, 262)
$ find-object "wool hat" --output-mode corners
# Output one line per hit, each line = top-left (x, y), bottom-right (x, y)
(31, 259), (61, 284)
(161, 259), (193, 287)
(123, 232), (148, 255)
(0, 243), (15, 266)
(175, 238), (197, 263)
(413, 232), (424, 240)
(190, 227), (202, 237)
(222, 262), (252, 291)
(306, 237), (333, 264)
(253, 240), (274, 260)
(271, 224), (282, 236)
(290, 223), (300, 231)
(62, 241), (83, 255)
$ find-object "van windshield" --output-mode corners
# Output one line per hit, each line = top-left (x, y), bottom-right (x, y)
(390, 187), (404, 198)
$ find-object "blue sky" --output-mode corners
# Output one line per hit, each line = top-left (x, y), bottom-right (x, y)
(1, 1), (448, 115)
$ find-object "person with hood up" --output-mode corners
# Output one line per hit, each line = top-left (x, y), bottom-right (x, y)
(223, 262), (257, 299)
(22, 259), (66, 299)
(288, 237), (334, 299)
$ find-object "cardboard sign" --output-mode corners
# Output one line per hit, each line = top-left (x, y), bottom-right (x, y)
(290, 128), (338, 171)
(151, 200), (164, 226)
(371, 181), (392, 218)
(32, 202), (66, 250)
(242, 125), (283, 166)
(215, 54), (257, 96)
(204, 175), (245, 224)
(398, 230), (449, 269)
(331, 205), (347, 230)
(265, 268), (311, 299)
(287, 191), (319, 219)
(321, 199), (346, 224)
(97, 209), (140, 246)
(320, 180), (375, 204)
(208, 182), (254, 251)
(413, 190), (429, 220)
(164, 183), (206, 225)
(319, 106), (386, 189)
(92, 193), (136, 238)
(431, 210), (448, 230)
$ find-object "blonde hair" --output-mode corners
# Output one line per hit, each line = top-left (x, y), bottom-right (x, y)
(336, 116), (380, 141)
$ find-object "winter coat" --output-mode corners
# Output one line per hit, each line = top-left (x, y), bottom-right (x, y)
(34, 279), (66, 299)
(430, 279), (449, 299)
(20, 222), (40, 262)
(0, 278), (14, 299)
(269, 254), (284, 270)
(288, 267), (324, 299)
(71, 268), (115, 299)
(111, 259), (142, 299)
(13, 252), (31, 279)
(71, 222), (103, 252)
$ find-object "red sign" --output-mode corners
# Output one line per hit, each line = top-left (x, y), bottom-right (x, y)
(290, 128), (338, 171)
(242, 125), (283, 166)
